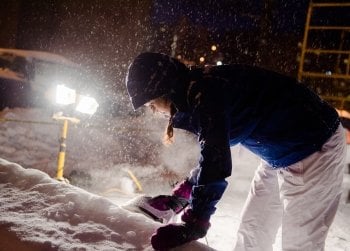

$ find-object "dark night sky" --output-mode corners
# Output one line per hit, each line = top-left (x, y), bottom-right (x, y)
(1, 0), (349, 113)
(147, 0), (316, 77)
(150, 0), (309, 34)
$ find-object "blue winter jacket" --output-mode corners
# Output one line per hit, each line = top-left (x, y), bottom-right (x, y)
(170, 65), (340, 220)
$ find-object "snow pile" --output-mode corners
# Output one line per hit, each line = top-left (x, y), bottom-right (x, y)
(0, 158), (215, 251)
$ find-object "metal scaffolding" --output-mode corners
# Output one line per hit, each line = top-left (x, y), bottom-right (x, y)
(298, 2), (350, 109)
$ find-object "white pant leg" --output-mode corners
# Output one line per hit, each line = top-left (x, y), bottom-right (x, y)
(233, 161), (283, 251)
(278, 125), (346, 251)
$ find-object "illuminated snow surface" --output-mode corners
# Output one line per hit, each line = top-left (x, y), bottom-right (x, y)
(0, 108), (349, 250)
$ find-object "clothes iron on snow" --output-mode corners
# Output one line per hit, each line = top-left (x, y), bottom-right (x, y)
(122, 195), (189, 224)
(122, 179), (193, 224)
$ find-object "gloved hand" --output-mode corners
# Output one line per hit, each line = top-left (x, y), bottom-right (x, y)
(172, 178), (193, 200)
(147, 178), (193, 214)
(151, 209), (210, 250)
(148, 195), (188, 214)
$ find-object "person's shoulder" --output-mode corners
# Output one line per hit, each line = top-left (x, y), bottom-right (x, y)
(203, 64), (275, 79)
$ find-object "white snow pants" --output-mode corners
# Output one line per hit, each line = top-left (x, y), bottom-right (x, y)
(233, 125), (346, 251)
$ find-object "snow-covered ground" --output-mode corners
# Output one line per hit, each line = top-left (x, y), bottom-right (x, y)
(0, 108), (349, 250)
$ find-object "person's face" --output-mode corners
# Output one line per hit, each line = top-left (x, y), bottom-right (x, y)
(145, 97), (171, 118)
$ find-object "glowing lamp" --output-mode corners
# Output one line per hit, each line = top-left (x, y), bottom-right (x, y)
(76, 95), (99, 115)
(56, 84), (76, 105)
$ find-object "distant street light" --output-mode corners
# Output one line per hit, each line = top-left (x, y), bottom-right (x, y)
(211, 45), (217, 51)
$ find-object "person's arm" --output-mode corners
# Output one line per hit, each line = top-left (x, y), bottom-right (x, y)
(151, 93), (232, 250)
(189, 103), (232, 219)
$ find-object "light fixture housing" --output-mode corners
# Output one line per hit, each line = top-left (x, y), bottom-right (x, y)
(75, 95), (99, 115)
(55, 84), (76, 105)
(55, 84), (99, 115)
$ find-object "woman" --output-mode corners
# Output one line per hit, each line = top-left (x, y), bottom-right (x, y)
(125, 52), (345, 251)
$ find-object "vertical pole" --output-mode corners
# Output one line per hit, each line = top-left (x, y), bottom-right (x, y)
(298, 2), (313, 81)
(335, 31), (345, 74)
(346, 53), (350, 76)
(56, 119), (68, 181)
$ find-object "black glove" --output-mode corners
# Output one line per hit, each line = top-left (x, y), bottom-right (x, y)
(151, 209), (210, 250)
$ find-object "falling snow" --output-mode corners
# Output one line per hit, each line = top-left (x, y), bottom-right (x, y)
(0, 108), (349, 250)
(1, 1), (350, 250)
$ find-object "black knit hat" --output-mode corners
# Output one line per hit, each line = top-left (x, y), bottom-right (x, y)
(126, 52), (188, 110)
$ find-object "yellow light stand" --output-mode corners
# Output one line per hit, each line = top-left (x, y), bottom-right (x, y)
(53, 113), (80, 183)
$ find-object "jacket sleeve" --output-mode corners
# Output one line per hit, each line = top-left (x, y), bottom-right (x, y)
(188, 94), (232, 220)
(197, 108), (232, 184)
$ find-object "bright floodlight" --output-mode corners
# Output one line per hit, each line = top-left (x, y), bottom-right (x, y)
(56, 84), (76, 105)
(216, 61), (223, 66)
(75, 95), (99, 115)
